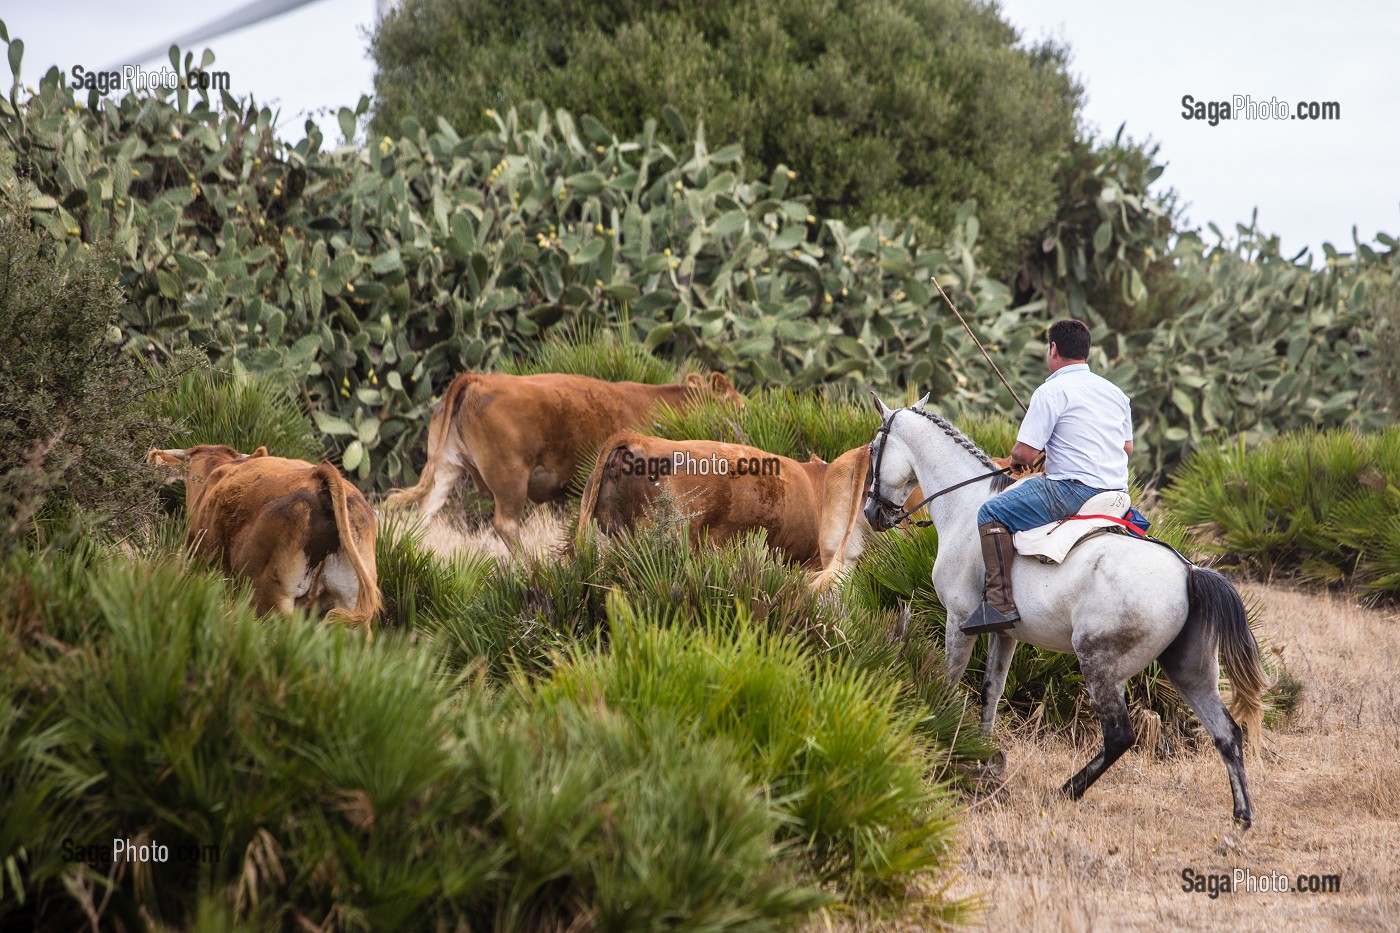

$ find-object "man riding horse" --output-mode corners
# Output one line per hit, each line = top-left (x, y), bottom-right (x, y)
(963, 318), (1135, 635)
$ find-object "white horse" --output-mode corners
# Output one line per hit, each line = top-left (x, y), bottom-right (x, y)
(862, 395), (1266, 832)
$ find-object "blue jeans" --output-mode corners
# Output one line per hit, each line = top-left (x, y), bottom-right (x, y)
(977, 477), (1105, 533)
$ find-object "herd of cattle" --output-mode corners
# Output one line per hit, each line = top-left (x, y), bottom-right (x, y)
(148, 371), (927, 635)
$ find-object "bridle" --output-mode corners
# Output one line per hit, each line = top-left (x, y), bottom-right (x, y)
(866, 408), (1011, 529)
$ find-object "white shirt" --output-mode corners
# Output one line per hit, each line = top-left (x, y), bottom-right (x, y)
(1017, 363), (1132, 490)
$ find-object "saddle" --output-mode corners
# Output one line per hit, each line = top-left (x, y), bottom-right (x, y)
(1013, 490), (1135, 564)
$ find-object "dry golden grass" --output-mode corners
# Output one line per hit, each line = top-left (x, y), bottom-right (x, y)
(401, 509), (1399, 930)
(410, 503), (571, 563)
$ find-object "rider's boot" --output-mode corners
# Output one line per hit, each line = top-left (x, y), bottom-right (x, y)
(961, 521), (1020, 635)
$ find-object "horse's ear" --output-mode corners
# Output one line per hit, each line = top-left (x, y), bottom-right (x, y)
(869, 391), (891, 418)
(911, 392), (930, 411)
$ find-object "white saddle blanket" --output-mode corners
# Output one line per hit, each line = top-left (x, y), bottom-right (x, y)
(1012, 490), (1133, 564)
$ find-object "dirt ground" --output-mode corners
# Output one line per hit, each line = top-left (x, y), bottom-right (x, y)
(412, 509), (1400, 931)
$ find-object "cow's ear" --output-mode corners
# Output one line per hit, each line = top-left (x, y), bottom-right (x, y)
(870, 391), (891, 419)
(911, 392), (930, 411)
(147, 448), (188, 467)
(249, 446), (269, 459)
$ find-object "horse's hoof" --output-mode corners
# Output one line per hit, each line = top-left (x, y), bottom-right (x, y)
(1215, 823), (1250, 856)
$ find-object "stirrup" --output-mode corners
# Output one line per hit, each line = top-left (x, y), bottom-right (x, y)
(961, 602), (1019, 635)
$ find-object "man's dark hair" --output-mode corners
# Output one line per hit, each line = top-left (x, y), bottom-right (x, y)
(1047, 319), (1091, 360)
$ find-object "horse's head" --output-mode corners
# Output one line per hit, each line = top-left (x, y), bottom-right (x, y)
(864, 391), (929, 531)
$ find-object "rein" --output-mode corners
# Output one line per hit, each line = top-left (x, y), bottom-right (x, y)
(867, 408), (1011, 528)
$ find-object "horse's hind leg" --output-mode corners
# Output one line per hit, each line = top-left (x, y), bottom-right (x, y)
(1062, 663), (1135, 800)
(1158, 635), (1253, 830)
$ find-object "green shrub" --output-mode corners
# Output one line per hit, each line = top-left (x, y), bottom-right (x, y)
(0, 192), (163, 552)
(499, 324), (681, 384)
(373, 513), (495, 632)
(650, 384), (878, 462)
(476, 701), (827, 930)
(1, 545), (829, 930)
(147, 368), (324, 463)
(1162, 427), (1400, 597)
(530, 592), (965, 904)
(370, 0), (1082, 273)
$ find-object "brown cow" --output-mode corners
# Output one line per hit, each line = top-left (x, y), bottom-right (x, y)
(384, 371), (742, 546)
(577, 434), (922, 588)
(146, 445), (381, 634)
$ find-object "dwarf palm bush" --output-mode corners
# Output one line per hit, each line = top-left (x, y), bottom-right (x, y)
(474, 701), (826, 931)
(498, 325), (681, 384)
(651, 385), (877, 462)
(373, 513), (495, 632)
(2, 544), (833, 930)
(148, 368), (324, 463)
(531, 593), (964, 904)
(1164, 427), (1400, 596)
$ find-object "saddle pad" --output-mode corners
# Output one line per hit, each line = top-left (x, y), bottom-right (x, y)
(1013, 490), (1132, 564)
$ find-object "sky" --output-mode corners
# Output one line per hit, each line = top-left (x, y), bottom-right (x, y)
(5, 0), (1398, 260)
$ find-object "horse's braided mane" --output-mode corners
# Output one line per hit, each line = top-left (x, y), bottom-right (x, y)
(907, 407), (1014, 493)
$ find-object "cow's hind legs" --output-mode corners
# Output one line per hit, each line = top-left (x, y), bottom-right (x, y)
(489, 471), (529, 550)
(1061, 664), (1135, 800)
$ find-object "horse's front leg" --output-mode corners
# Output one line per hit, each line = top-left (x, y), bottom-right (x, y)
(980, 631), (1018, 735)
(943, 613), (977, 687)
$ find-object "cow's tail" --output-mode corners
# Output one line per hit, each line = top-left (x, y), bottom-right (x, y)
(577, 440), (629, 537)
(811, 446), (872, 591)
(1187, 565), (1267, 756)
(383, 372), (476, 512)
(317, 462), (381, 638)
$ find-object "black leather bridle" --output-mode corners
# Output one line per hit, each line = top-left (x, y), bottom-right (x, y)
(866, 408), (1012, 528)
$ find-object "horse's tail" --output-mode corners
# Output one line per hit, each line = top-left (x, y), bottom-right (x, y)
(1187, 565), (1267, 754)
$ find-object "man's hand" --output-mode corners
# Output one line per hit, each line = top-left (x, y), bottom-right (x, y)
(992, 451), (1043, 479)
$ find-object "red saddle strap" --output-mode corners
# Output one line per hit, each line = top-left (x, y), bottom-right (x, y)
(1059, 514), (1147, 537)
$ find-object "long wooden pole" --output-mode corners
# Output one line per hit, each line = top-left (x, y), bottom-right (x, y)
(930, 273), (1028, 414)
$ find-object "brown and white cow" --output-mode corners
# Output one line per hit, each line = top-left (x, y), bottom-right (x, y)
(146, 445), (381, 634)
(577, 433), (923, 588)
(384, 371), (742, 546)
